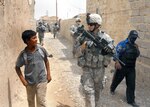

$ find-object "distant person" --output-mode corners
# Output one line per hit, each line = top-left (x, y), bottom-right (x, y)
(70, 18), (83, 57)
(44, 22), (51, 32)
(47, 23), (51, 32)
(36, 22), (46, 46)
(110, 30), (140, 107)
(15, 30), (51, 107)
(53, 23), (59, 39)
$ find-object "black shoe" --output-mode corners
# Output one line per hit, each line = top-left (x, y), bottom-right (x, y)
(128, 102), (139, 107)
(110, 90), (115, 95)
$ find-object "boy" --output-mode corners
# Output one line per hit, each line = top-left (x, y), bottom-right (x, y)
(15, 30), (51, 107)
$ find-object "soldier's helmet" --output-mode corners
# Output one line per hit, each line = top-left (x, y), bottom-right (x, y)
(88, 13), (102, 25)
(76, 18), (81, 22)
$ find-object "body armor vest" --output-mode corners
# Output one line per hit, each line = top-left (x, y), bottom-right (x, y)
(77, 32), (105, 68)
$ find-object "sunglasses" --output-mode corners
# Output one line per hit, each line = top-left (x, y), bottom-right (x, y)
(76, 21), (81, 22)
(88, 23), (96, 26)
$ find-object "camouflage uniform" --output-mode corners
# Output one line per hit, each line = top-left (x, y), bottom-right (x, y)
(53, 23), (59, 38)
(70, 22), (83, 57)
(75, 30), (113, 107)
(36, 23), (46, 46)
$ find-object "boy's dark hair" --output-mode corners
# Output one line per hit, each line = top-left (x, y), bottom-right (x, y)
(22, 30), (36, 44)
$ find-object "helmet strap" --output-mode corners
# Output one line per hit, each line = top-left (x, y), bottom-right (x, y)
(92, 24), (100, 32)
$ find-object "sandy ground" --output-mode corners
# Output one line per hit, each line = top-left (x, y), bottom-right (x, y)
(44, 33), (85, 107)
(37, 33), (149, 107)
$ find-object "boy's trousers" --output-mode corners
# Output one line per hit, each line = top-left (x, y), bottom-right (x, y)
(26, 82), (47, 107)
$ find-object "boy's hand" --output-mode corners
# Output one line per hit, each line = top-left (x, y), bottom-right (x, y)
(47, 75), (52, 83)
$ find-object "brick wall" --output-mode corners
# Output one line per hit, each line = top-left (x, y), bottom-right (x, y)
(0, 0), (35, 106)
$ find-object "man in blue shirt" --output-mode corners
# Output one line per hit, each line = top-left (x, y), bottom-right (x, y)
(110, 30), (140, 107)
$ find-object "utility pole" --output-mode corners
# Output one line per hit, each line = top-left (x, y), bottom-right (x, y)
(56, 0), (58, 23)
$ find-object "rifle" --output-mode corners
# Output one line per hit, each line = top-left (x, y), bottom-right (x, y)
(80, 28), (125, 66)
(74, 25), (85, 37)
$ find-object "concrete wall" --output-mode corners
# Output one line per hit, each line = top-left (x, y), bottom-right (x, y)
(0, 0), (35, 107)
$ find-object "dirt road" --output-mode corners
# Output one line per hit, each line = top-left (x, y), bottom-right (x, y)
(44, 33), (85, 107)
(43, 33), (148, 107)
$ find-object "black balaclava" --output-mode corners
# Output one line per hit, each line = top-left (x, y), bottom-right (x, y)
(128, 30), (139, 44)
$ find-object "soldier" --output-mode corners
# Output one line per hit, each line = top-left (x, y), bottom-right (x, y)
(53, 23), (59, 39)
(110, 30), (140, 107)
(70, 18), (83, 57)
(36, 22), (46, 46)
(75, 13), (114, 107)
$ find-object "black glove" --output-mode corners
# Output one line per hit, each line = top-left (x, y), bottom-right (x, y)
(74, 32), (79, 36)
(103, 46), (112, 53)
(77, 26), (84, 33)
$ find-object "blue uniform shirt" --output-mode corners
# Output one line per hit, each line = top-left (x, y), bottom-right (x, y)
(114, 39), (129, 61)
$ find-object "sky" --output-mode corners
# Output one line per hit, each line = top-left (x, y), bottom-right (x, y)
(34, 0), (86, 20)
